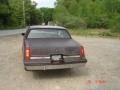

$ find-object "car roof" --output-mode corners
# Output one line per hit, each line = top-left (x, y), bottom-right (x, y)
(29, 25), (66, 30)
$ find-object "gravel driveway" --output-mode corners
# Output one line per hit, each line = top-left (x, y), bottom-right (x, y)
(0, 35), (120, 90)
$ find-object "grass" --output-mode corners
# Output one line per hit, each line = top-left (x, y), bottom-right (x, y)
(68, 29), (120, 39)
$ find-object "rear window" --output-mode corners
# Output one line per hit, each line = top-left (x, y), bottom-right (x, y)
(27, 28), (71, 39)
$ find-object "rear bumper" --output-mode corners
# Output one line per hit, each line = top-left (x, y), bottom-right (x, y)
(24, 55), (87, 70)
(25, 62), (86, 70)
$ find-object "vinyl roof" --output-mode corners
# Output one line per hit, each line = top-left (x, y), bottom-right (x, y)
(29, 25), (66, 29)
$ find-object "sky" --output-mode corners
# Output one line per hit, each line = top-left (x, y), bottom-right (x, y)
(32, 0), (56, 8)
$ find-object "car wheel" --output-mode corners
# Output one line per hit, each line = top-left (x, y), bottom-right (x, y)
(24, 66), (29, 71)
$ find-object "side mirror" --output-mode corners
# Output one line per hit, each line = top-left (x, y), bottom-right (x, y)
(21, 33), (25, 36)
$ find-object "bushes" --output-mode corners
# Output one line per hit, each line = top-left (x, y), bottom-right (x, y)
(56, 16), (87, 29)
(108, 15), (120, 33)
(65, 17), (87, 29)
(86, 16), (108, 28)
(54, 0), (120, 31)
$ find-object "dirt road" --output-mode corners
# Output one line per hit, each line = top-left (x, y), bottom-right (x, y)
(0, 35), (120, 90)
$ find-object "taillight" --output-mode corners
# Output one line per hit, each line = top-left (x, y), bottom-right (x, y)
(80, 46), (85, 58)
(25, 48), (30, 61)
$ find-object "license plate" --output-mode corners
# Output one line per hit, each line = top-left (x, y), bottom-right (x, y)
(51, 55), (62, 61)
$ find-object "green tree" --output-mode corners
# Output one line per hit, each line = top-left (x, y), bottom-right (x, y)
(9, 0), (24, 27)
(54, 0), (120, 31)
(30, 8), (43, 25)
(40, 8), (54, 25)
(0, 0), (10, 28)
(8, 0), (43, 27)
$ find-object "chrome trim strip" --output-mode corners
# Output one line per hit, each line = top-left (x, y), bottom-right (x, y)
(25, 63), (86, 70)
(30, 55), (80, 59)
(31, 57), (50, 59)
(64, 55), (80, 58)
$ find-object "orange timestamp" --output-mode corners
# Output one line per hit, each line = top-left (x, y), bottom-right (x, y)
(86, 80), (107, 85)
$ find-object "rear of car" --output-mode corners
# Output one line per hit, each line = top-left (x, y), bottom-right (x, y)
(22, 26), (87, 70)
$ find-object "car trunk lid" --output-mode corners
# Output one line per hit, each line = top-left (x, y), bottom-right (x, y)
(27, 38), (80, 56)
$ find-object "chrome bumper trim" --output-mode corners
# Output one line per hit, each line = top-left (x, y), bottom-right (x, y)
(30, 55), (80, 59)
(31, 57), (50, 59)
(64, 55), (80, 58)
(25, 63), (85, 70)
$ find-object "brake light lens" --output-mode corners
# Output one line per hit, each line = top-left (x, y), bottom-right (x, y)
(80, 46), (85, 58)
(25, 48), (30, 61)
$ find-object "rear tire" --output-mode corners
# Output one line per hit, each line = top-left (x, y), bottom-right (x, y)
(24, 66), (29, 71)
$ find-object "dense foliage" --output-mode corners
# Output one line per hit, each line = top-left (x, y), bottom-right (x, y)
(0, 0), (10, 28)
(0, 0), (53, 29)
(0, 0), (120, 33)
(0, 0), (34, 28)
(54, 0), (120, 32)
(40, 8), (53, 25)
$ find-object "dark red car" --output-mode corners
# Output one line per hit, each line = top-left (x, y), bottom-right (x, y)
(22, 25), (87, 70)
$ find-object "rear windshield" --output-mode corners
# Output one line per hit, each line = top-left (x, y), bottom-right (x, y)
(27, 28), (71, 39)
